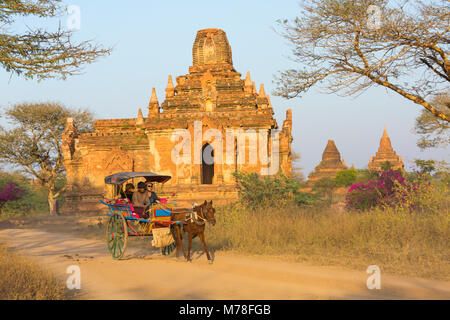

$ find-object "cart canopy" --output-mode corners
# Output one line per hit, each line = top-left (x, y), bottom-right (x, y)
(104, 172), (171, 185)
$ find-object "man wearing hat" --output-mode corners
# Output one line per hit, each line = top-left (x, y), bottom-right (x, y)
(132, 181), (149, 218)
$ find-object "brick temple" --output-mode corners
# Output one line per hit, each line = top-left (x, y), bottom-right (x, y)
(61, 28), (293, 214)
(307, 140), (348, 182)
(307, 127), (404, 185)
(368, 127), (404, 171)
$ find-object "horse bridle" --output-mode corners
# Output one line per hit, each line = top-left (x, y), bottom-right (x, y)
(187, 204), (214, 225)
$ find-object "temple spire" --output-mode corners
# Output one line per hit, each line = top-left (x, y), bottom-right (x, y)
(259, 83), (266, 97)
(382, 125), (389, 140)
(245, 71), (252, 86)
(244, 71), (252, 93)
(166, 75), (175, 97)
(136, 108), (144, 126)
(308, 139), (348, 183)
(150, 88), (158, 105)
(368, 126), (404, 171)
(148, 87), (160, 117)
(379, 126), (393, 152)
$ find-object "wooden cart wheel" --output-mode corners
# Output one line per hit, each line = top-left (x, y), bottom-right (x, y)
(106, 213), (128, 259)
(160, 242), (176, 256)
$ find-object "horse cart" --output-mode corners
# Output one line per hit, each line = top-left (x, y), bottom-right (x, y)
(100, 171), (216, 262)
(101, 172), (185, 259)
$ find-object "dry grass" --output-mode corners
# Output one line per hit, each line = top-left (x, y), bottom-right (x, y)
(206, 204), (450, 280)
(2, 203), (448, 281)
(0, 244), (68, 300)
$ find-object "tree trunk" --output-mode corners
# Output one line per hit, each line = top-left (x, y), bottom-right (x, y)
(48, 190), (58, 216)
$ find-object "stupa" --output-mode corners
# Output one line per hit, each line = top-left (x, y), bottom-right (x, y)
(368, 127), (404, 171)
(308, 140), (348, 182)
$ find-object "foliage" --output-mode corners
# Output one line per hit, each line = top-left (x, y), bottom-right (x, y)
(345, 169), (406, 210)
(414, 92), (450, 149)
(392, 173), (448, 214)
(0, 182), (25, 213)
(0, 102), (93, 214)
(346, 167), (450, 214)
(0, 0), (111, 79)
(274, 0), (450, 121)
(312, 177), (336, 205)
(355, 169), (379, 183)
(291, 151), (305, 181)
(345, 181), (381, 211)
(414, 159), (436, 174)
(408, 159), (450, 183)
(0, 171), (49, 218)
(380, 161), (393, 172)
(334, 168), (358, 187)
(232, 171), (318, 209)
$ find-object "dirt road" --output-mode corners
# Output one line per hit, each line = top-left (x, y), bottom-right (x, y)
(0, 227), (449, 299)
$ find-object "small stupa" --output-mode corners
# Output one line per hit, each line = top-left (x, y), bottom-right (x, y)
(308, 140), (348, 182)
(368, 127), (404, 171)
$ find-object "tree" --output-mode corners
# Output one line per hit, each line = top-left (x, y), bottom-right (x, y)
(414, 159), (436, 174)
(313, 177), (336, 205)
(232, 171), (304, 209)
(355, 168), (379, 183)
(0, 103), (93, 215)
(414, 92), (450, 149)
(0, 0), (111, 80)
(291, 151), (305, 181)
(274, 0), (450, 122)
(334, 168), (358, 187)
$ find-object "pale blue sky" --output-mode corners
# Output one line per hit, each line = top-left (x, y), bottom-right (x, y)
(1, 0), (448, 176)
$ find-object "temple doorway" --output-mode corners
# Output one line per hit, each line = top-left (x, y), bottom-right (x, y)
(202, 143), (214, 184)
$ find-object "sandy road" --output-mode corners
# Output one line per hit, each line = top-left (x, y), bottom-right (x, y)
(0, 227), (449, 300)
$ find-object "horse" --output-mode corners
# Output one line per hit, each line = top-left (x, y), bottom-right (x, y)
(171, 200), (216, 263)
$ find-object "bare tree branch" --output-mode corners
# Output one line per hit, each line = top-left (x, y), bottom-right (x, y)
(274, 0), (450, 122)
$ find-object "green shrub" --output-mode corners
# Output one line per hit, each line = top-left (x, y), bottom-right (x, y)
(394, 173), (449, 214)
(355, 169), (379, 183)
(232, 171), (317, 209)
(334, 168), (358, 187)
(0, 172), (48, 218)
(312, 177), (336, 205)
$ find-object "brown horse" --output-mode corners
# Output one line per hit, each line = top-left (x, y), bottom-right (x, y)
(171, 200), (216, 263)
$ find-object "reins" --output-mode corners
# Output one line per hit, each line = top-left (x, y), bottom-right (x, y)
(185, 204), (213, 225)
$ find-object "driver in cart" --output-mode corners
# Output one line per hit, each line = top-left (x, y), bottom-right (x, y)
(132, 182), (150, 219)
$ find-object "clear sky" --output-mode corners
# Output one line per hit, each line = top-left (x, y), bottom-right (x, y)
(1, 0), (448, 176)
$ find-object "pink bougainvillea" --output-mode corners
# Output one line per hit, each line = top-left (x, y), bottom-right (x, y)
(345, 170), (407, 211)
(0, 183), (25, 212)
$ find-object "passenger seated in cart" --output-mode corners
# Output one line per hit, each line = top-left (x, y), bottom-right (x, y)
(120, 183), (134, 202)
(146, 182), (160, 205)
(132, 182), (149, 218)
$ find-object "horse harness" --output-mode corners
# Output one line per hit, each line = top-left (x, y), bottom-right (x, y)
(184, 203), (209, 225)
